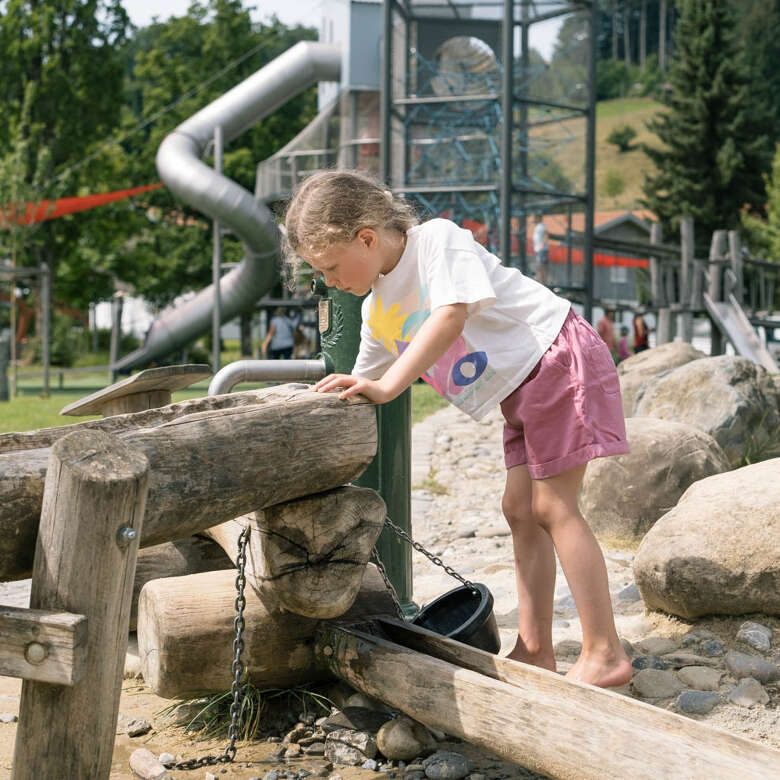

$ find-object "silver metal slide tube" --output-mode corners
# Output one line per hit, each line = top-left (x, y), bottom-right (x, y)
(114, 42), (341, 372)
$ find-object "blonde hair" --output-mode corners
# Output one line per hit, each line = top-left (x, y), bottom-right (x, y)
(283, 170), (418, 278)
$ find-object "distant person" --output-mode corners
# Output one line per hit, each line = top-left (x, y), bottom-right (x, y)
(617, 326), (631, 363)
(532, 213), (549, 285)
(261, 307), (295, 359)
(632, 313), (649, 353)
(596, 310), (616, 356)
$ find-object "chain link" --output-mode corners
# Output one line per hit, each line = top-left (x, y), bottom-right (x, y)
(382, 516), (477, 594)
(370, 548), (405, 618)
(173, 525), (250, 771)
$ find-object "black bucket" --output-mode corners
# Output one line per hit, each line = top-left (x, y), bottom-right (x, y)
(411, 583), (501, 654)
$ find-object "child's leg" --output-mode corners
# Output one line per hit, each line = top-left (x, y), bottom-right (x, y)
(531, 463), (633, 688)
(502, 464), (557, 672)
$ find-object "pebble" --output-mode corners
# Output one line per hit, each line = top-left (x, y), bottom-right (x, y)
(728, 678), (770, 708)
(128, 748), (170, 780)
(634, 637), (678, 656)
(680, 628), (717, 647)
(0, 713), (18, 723)
(736, 621), (773, 652)
(699, 639), (725, 657)
(616, 583), (641, 602)
(263, 771), (280, 780)
(324, 729), (378, 765)
(659, 653), (720, 669)
(676, 666), (722, 691)
(377, 715), (437, 761)
(677, 691), (720, 715)
(125, 717), (152, 737)
(631, 655), (668, 671)
(362, 759), (378, 771)
(158, 752), (175, 767)
(422, 750), (471, 779)
(724, 651), (780, 684)
(631, 669), (685, 699)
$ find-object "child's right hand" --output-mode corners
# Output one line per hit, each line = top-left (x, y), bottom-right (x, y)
(312, 373), (393, 404)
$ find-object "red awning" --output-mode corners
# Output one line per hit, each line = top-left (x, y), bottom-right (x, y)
(0, 183), (165, 227)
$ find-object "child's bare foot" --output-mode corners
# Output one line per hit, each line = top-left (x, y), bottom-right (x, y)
(565, 647), (633, 688)
(504, 637), (557, 673)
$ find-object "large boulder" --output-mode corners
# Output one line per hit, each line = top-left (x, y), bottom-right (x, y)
(633, 458), (780, 619)
(580, 417), (729, 544)
(634, 355), (779, 467)
(617, 343), (706, 416)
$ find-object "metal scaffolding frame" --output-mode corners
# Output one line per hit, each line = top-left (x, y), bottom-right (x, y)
(381, 0), (597, 319)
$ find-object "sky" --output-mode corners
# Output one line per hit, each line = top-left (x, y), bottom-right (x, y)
(121, 0), (563, 61)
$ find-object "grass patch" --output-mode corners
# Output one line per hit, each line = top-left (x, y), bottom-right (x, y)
(416, 471), (449, 495)
(158, 683), (333, 742)
(411, 381), (449, 425)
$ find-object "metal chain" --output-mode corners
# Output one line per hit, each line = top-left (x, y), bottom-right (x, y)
(370, 548), (404, 618)
(383, 515), (477, 594)
(173, 526), (250, 771)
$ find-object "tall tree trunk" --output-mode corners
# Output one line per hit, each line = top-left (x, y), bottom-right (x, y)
(659, 0), (667, 71)
(612, 0), (619, 59)
(623, 1), (632, 65)
(640, 0), (647, 66)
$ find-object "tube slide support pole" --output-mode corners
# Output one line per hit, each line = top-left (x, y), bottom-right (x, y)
(212, 126), (223, 374)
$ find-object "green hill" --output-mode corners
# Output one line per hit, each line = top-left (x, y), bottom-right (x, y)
(532, 96), (665, 212)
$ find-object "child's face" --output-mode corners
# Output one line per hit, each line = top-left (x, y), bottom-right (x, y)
(304, 229), (386, 296)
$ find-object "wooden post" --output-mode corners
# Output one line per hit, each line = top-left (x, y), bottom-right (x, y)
(649, 223), (664, 308)
(728, 231), (743, 305)
(678, 218), (694, 343)
(708, 230), (727, 355)
(12, 430), (149, 780)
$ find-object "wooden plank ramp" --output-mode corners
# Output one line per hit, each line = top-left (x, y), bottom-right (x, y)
(316, 618), (780, 780)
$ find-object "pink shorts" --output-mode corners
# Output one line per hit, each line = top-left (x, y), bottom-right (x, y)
(501, 309), (629, 479)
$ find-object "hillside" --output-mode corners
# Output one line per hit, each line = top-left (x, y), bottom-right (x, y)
(531, 96), (665, 212)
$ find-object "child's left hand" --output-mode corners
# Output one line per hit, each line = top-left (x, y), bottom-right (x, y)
(312, 374), (393, 404)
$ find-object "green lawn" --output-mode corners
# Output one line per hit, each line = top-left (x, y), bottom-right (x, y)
(0, 366), (449, 435)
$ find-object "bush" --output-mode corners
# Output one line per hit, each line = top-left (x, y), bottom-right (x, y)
(603, 168), (626, 198)
(596, 59), (633, 100)
(607, 124), (637, 152)
(32, 314), (78, 367)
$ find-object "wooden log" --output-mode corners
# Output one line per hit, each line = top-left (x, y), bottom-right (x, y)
(205, 486), (386, 619)
(0, 386), (377, 581)
(0, 384), (311, 455)
(316, 619), (780, 780)
(137, 564), (396, 699)
(130, 536), (234, 631)
(0, 606), (87, 686)
(13, 430), (149, 780)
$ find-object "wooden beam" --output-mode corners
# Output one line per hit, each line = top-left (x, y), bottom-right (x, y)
(0, 387), (377, 580)
(13, 430), (149, 780)
(137, 564), (397, 699)
(0, 606), (87, 686)
(205, 486), (386, 619)
(316, 620), (780, 780)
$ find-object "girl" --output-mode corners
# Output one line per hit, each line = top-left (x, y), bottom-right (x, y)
(284, 170), (633, 689)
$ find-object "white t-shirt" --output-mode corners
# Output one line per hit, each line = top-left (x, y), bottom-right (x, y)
(533, 221), (548, 253)
(352, 218), (571, 420)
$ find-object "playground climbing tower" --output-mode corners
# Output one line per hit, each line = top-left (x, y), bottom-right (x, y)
(380, 0), (598, 317)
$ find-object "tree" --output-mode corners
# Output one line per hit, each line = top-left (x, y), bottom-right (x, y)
(741, 145), (780, 260)
(641, 0), (774, 249)
(732, 0), (780, 144)
(607, 125), (637, 152)
(0, 0), (131, 314)
(95, 2), (318, 310)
